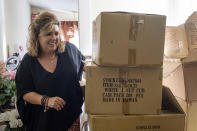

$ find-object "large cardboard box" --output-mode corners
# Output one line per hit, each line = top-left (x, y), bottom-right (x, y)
(164, 25), (189, 58)
(185, 12), (197, 51)
(163, 58), (181, 78)
(181, 49), (197, 63)
(163, 62), (197, 102)
(85, 64), (162, 115)
(176, 97), (197, 131)
(88, 87), (185, 131)
(92, 12), (166, 67)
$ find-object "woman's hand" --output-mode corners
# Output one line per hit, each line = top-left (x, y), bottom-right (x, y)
(48, 96), (66, 111)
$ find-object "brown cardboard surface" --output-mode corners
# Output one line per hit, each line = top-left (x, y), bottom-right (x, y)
(163, 64), (186, 100)
(163, 58), (181, 78)
(182, 49), (197, 63)
(163, 62), (197, 101)
(88, 87), (185, 131)
(164, 25), (189, 58)
(85, 64), (162, 115)
(92, 12), (166, 67)
(185, 12), (197, 51)
(176, 97), (197, 131)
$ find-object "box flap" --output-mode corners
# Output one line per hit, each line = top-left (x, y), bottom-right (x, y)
(163, 64), (186, 101)
(185, 12), (197, 50)
(162, 86), (184, 114)
(182, 49), (197, 63)
(182, 61), (197, 101)
(101, 11), (165, 16)
(186, 12), (197, 23)
(164, 25), (189, 58)
(163, 58), (181, 78)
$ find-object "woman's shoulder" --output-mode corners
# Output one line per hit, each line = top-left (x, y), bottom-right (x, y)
(21, 53), (34, 62)
(65, 41), (85, 60)
(65, 41), (78, 51)
(19, 53), (36, 68)
(16, 53), (34, 74)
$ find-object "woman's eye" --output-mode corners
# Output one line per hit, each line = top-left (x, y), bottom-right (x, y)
(55, 32), (59, 36)
(46, 33), (51, 36)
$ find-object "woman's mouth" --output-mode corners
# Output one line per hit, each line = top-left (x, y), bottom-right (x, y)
(48, 42), (56, 46)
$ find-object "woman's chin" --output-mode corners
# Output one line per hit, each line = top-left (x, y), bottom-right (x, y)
(48, 46), (57, 51)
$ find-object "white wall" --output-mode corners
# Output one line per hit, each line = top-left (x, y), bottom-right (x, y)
(0, 0), (7, 61)
(31, 6), (78, 21)
(4, 0), (31, 58)
(91, 0), (168, 21)
(172, 0), (197, 26)
(79, 0), (197, 56)
(79, 0), (91, 56)
(80, 0), (169, 56)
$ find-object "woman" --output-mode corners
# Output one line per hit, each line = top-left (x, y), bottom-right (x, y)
(15, 11), (85, 131)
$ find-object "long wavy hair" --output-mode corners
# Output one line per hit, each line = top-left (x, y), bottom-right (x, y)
(28, 11), (65, 57)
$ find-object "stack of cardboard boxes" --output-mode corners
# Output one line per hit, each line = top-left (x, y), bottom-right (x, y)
(85, 12), (185, 131)
(163, 12), (197, 131)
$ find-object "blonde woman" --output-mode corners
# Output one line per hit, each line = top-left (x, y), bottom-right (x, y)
(15, 11), (85, 131)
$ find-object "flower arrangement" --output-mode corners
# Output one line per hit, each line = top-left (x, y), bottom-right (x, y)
(0, 70), (17, 111)
(0, 109), (25, 131)
(0, 61), (24, 130)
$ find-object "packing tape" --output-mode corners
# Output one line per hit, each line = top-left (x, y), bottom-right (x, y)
(99, 57), (118, 66)
(156, 109), (161, 115)
(87, 66), (92, 78)
(137, 115), (146, 121)
(159, 70), (163, 81)
(129, 14), (145, 41)
(122, 102), (130, 114)
(128, 49), (136, 66)
(129, 14), (138, 41)
(119, 68), (130, 114)
(99, 57), (103, 65)
(137, 63), (163, 67)
(118, 68), (128, 86)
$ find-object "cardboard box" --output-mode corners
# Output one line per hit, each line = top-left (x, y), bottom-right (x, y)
(85, 64), (162, 115)
(88, 87), (185, 131)
(163, 58), (181, 78)
(164, 25), (189, 58)
(176, 97), (197, 131)
(185, 12), (197, 51)
(181, 49), (197, 63)
(163, 62), (197, 101)
(92, 12), (166, 67)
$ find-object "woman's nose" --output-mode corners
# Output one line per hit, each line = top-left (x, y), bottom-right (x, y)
(51, 34), (57, 39)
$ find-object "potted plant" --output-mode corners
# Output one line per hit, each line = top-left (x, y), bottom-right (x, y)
(0, 71), (17, 112)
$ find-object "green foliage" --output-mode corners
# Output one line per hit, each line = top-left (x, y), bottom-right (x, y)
(0, 74), (16, 108)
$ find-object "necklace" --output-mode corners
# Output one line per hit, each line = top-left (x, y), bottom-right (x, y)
(50, 54), (56, 64)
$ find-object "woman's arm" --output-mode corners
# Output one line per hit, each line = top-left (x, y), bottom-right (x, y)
(23, 92), (42, 105)
(23, 92), (66, 111)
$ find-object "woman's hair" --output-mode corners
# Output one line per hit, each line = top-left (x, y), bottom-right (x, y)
(28, 11), (65, 57)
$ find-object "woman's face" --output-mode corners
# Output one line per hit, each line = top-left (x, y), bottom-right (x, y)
(38, 25), (60, 54)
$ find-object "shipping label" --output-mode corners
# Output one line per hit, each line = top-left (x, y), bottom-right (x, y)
(102, 78), (144, 103)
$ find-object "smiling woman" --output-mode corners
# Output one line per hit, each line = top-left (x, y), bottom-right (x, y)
(15, 11), (85, 131)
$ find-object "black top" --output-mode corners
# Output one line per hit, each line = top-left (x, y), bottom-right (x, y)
(16, 42), (85, 131)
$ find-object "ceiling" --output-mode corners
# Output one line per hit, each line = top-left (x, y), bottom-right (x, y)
(28, 0), (78, 12)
